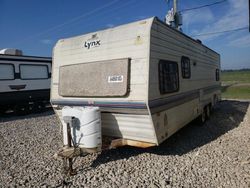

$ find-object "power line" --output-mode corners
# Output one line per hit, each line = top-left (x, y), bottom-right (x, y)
(181, 0), (227, 12)
(191, 26), (248, 37)
(11, 0), (120, 46)
(249, 0), (250, 32)
(61, 0), (140, 36)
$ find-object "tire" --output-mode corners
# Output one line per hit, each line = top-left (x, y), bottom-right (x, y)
(197, 108), (206, 126)
(213, 95), (217, 105)
(205, 105), (211, 120)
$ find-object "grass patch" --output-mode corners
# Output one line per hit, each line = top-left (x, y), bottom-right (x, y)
(221, 71), (250, 84)
(221, 70), (250, 99)
(222, 85), (250, 99)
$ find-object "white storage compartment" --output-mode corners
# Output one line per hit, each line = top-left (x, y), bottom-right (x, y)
(62, 106), (102, 149)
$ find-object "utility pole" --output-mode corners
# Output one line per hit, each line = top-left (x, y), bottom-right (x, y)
(174, 0), (178, 15)
(173, 0), (178, 29)
(173, 0), (178, 16)
(173, 0), (182, 31)
(165, 0), (182, 31)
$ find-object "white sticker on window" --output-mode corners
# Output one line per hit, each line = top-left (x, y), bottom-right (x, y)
(108, 75), (123, 83)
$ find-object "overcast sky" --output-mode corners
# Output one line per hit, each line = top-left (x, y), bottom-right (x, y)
(0, 0), (249, 70)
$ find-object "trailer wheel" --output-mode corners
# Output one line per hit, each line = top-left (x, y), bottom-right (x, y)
(205, 105), (211, 120)
(197, 108), (206, 125)
(213, 94), (218, 105)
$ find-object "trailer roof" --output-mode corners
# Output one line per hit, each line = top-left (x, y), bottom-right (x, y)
(154, 17), (219, 56)
(0, 54), (52, 63)
(56, 17), (219, 57)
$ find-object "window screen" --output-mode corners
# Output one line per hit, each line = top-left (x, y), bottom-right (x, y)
(216, 69), (220, 81)
(0, 64), (14, 80)
(20, 64), (48, 79)
(181, 56), (191, 79)
(159, 60), (179, 94)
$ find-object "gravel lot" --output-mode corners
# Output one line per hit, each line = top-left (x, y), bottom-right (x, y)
(0, 100), (250, 187)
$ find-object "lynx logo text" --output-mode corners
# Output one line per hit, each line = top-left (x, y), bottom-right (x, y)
(84, 40), (101, 49)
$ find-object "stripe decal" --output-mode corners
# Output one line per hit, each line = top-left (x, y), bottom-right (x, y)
(51, 85), (220, 114)
(149, 85), (220, 114)
(149, 90), (199, 114)
(51, 100), (147, 109)
(203, 85), (221, 94)
(51, 100), (148, 115)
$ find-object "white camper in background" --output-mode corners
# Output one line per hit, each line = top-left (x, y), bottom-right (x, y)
(0, 49), (52, 114)
(51, 17), (221, 149)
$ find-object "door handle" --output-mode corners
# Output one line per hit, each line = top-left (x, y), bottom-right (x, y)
(9, 84), (26, 90)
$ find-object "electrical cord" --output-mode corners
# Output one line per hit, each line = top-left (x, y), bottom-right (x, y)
(191, 26), (248, 37)
(181, 0), (227, 12)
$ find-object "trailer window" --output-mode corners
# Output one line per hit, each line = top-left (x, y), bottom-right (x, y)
(20, 64), (49, 80)
(216, 69), (220, 81)
(0, 64), (15, 80)
(159, 60), (179, 94)
(59, 58), (130, 97)
(181, 56), (190, 79)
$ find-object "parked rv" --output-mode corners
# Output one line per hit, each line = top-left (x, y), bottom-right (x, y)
(0, 49), (52, 114)
(51, 17), (221, 150)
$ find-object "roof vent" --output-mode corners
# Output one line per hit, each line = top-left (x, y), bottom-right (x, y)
(196, 39), (202, 44)
(0, 48), (23, 56)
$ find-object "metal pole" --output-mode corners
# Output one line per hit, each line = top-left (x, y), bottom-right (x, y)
(66, 122), (75, 176)
(173, 0), (177, 15)
(173, 0), (178, 29)
(249, 0), (250, 32)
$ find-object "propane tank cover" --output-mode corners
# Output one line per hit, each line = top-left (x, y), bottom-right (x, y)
(62, 106), (102, 149)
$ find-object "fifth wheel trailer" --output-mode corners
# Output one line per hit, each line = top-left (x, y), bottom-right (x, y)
(51, 17), (221, 150)
(0, 50), (52, 114)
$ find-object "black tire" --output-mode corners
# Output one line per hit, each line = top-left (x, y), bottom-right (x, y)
(205, 105), (211, 120)
(197, 108), (206, 126)
(213, 95), (218, 105)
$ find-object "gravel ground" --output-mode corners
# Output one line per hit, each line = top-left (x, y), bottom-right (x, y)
(0, 100), (249, 187)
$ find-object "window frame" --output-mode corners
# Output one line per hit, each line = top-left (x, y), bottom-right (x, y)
(216, 69), (220, 81)
(19, 64), (49, 80)
(181, 56), (191, 79)
(0, 63), (15, 81)
(158, 60), (179, 94)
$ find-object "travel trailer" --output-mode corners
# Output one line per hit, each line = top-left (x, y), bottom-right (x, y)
(0, 49), (52, 114)
(51, 17), (221, 151)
